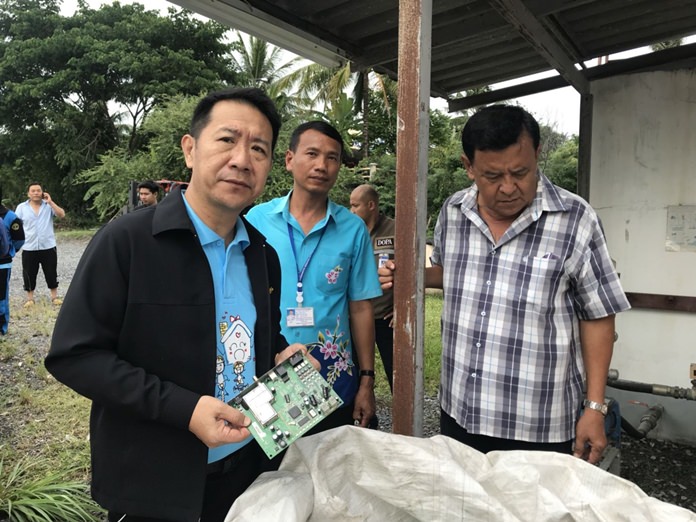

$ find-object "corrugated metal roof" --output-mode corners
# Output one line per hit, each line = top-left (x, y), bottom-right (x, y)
(171, 0), (696, 102)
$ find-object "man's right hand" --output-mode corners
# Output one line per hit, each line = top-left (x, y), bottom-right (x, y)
(188, 395), (251, 448)
(378, 260), (444, 291)
(378, 260), (395, 290)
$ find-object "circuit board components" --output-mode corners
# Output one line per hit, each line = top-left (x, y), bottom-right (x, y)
(230, 351), (343, 459)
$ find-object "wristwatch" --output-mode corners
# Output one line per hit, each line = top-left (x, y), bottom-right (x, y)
(583, 399), (608, 416)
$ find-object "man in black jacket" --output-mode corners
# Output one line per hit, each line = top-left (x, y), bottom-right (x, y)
(45, 88), (316, 522)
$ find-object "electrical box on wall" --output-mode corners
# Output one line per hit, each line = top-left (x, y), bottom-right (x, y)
(690, 363), (696, 381)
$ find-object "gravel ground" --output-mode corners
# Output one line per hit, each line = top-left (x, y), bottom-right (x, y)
(6, 235), (696, 515)
(7, 236), (89, 307)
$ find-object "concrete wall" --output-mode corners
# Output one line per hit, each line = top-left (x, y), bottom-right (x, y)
(589, 69), (696, 443)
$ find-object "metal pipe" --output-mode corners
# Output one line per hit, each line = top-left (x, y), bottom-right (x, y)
(637, 405), (664, 436)
(620, 405), (664, 440)
(607, 370), (696, 401)
(607, 378), (653, 394)
(621, 416), (646, 440)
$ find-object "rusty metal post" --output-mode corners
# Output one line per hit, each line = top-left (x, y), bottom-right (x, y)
(577, 93), (593, 201)
(392, 0), (432, 436)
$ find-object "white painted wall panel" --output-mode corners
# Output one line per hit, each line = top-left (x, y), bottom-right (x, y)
(589, 71), (696, 438)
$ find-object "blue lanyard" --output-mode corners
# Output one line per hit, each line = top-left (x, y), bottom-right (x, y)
(288, 222), (327, 306)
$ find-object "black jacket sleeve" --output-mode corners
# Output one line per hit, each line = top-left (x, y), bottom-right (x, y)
(45, 220), (203, 430)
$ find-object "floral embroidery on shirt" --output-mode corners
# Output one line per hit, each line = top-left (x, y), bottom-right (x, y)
(307, 314), (353, 385)
(325, 265), (343, 284)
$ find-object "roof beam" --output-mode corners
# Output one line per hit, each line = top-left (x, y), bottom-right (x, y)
(488, 0), (590, 94)
(447, 41), (696, 112)
(448, 76), (566, 112)
(168, 0), (347, 67)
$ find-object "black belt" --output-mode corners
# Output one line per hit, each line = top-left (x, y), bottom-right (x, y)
(206, 447), (247, 476)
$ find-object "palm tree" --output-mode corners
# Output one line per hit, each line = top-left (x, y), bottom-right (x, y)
(304, 92), (360, 156)
(288, 62), (395, 159)
(229, 32), (300, 119)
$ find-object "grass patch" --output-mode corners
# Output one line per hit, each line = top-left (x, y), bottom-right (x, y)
(0, 294), (91, 482)
(5, 385), (91, 473)
(0, 457), (101, 521)
(423, 291), (443, 395)
(374, 292), (443, 402)
(55, 229), (98, 241)
(0, 341), (17, 362)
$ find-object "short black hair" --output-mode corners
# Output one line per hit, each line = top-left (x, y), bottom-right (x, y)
(461, 105), (540, 165)
(137, 180), (159, 193)
(189, 87), (281, 152)
(288, 121), (344, 157)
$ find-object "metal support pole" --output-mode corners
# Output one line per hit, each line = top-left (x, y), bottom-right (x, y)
(577, 93), (593, 200)
(392, 0), (432, 436)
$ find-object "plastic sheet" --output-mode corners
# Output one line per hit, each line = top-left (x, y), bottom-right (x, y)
(227, 426), (696, 521)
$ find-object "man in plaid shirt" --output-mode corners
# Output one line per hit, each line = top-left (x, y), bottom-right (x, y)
(381, 105), (629, 464)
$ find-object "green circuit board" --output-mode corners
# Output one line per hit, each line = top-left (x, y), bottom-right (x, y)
(230, 351), (343, 459)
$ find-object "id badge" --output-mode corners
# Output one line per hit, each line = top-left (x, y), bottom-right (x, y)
(287, 307), (314, 327)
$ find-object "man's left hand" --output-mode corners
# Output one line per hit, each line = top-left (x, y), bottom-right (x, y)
(352, 380), (376, 428)
(573, 409), (607, 464)
(275, 343), (321, 371)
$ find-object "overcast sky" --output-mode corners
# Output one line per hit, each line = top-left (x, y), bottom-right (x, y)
(61, 0), (695, 136)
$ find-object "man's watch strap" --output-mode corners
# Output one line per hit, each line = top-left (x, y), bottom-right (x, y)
(583, 399), (608, 416)
(359, 370), (375, 378)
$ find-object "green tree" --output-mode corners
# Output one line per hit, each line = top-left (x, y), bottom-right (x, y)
(230, 31), (298, 88)
(290, 62), (398, 160)
(78, 94), (197, 220)
(361, 155), (397, 218)
(363, 77), (397, 157)
(537, 123), (568, 174)
(363, 77), (454, 158)
(544, 135), (578, 193)
(304, 92), (362, 159)
(0, 0), (67, 208)
(0, 0), (235, 221)
(290, 61), (355, 116)
(229, 31), (299, 120)
(426, 114), (470, 234)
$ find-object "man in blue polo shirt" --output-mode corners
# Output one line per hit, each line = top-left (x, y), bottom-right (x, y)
(46, 88), (317, 522)
(246, 120), (382, 431)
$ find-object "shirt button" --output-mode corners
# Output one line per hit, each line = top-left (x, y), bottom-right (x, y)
(471, 372), (477, 378)
(475, 342), (481, 348)
(481, 311), (486, 317)
(486, 280), (491, 285)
